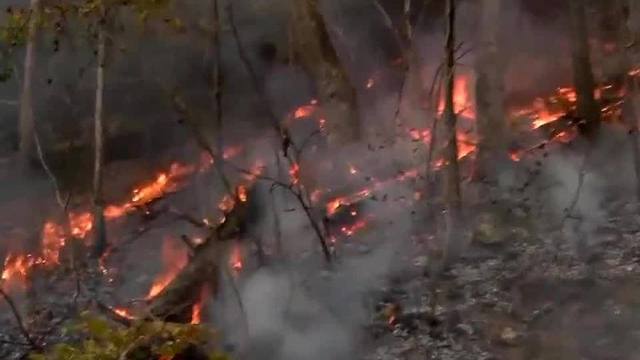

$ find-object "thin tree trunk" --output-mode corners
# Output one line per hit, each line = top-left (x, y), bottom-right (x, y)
(569, 0), (601, 137)
(92, 7), (107, 258)
(290, 0), (359, 145)
(18, 0), (41, 171)
(622, 0), (640, 201)
(474, 0), (507, 186)
(442, 0), (463, 267)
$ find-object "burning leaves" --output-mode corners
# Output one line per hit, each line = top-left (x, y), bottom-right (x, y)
(0, 158), (218, 291)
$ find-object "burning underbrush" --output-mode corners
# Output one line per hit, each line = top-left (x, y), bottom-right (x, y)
(2, 61), (640, 359)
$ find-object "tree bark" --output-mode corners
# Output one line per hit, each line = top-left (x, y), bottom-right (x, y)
(290, 0), (359, 145)
(442, 0), (463, 266)
(474, 0), (507, 186)
(569, 0), (601, 137)
(92, 6), (108, 258)
(622, 0), (640, 201)
(18, 0), (41, 171)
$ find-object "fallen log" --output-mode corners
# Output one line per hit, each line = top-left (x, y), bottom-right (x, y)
(146, 193), (249, 323)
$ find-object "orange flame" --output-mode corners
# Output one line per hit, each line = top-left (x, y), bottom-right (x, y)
(230, 243), (243, 273)
(114, 307), (135, 320)
(1, 253), (37, 289)
(146, 237), (188, 299)
(190, 285), (209, 325)
(289, 163), (300, 184)
(292, 99), (319, 120)
(340, 219), (368, 237)
(438, 74), (475, 118)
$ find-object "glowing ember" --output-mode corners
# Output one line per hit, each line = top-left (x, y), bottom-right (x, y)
(326, 198), (347, 217)
(340, 219), (368, 237)
(237, 185), (248, 202)
(509, 151), (523, 162)
(289, 163), (300, 184)
(147, 237), (188, 299)
(218, 195), (236, 213)
(114, 307), (135, 320)
(292, 103), (318, 120)
(230, 243), (243, 273)
(366, 78), (375, 89)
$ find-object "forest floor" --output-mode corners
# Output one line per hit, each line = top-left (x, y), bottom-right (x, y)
(366, 199), (640, 360)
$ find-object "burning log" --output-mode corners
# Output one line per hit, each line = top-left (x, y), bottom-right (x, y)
(146, 193), (249, 323)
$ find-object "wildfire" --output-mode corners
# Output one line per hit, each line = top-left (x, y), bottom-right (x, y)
(146, 236), (188, 299)
(1, 254), (37, 289)
(438, 74), (475, 118)
(1, 146), (252, 295)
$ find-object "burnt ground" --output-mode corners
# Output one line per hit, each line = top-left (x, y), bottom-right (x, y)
(365, 199), (640, 360)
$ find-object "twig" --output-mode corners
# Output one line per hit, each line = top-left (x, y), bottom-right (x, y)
(0, 338), (31, 347)
(0, 288), (40, 349)
(560, 147), (592, 227)
(225, 2), (332, 263)
(33, 125), (64, 208)
(371, 0), (407, 52)
(209, 0), (233, 197)
(168, 207), (216, 231)
(93, 298), (133, 327)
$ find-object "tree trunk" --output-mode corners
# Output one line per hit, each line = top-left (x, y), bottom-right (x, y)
(442, 0), (463, 267)
(92, 8), (107, 258)
(147, 200), (248, 322)
(569, 0), (601, 137)
(18, 0), (41, 171)
(474, 0), (507, 186)
(623, 0), (640, 201)
(290, 0), (359, 145)
(629, 0), (640, 46)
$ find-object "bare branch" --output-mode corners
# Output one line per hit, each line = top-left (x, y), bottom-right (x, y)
(0, 288), (40, 350)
